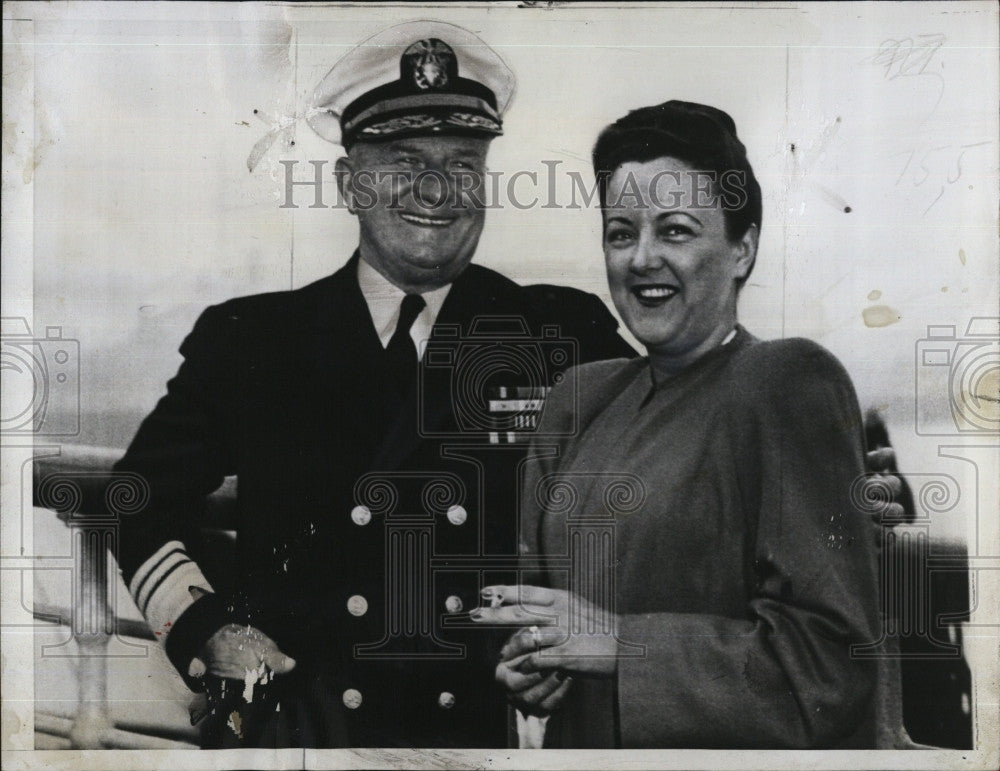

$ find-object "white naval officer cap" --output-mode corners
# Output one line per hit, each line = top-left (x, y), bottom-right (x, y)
(307, 20), (516, 150)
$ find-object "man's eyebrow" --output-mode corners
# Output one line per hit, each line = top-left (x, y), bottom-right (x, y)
(605, 216), (633, 226)
(448, 146), (487, 161)
(386, 143), (423, 154)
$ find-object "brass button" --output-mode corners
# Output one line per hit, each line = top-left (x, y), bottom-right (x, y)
(444, 595), (463, 614)
(438, 691), (456, 709)
(351, 505), (372, 526)
(446, 504), (467, 526)
(347, 595), (368, 617)
(342, 689), (363, 709)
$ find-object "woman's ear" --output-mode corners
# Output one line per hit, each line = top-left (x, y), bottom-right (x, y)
(732, 224), (759, 281)
(335, 155), (356, 214)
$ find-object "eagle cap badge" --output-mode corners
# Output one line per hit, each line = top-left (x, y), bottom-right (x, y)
(402, 38), (455, 90)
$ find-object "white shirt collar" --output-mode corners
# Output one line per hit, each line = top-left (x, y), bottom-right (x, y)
(357, 257), (452, 355)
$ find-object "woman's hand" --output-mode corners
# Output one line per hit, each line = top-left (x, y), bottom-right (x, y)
(495, 652), (574, 717)
(471, 584), (621, 677)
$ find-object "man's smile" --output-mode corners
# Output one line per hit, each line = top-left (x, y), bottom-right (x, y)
(400, 212), (457, 228)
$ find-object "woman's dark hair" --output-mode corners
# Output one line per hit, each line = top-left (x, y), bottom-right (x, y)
(592, 100), (762, 243)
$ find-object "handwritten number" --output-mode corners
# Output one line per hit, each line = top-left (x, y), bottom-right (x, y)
(870, 34), (946, 80)
(892, 149), (915, 187)
(923, 186), (945, 216)
(916, 147), (948, 187)
(949, 149), (965, 185)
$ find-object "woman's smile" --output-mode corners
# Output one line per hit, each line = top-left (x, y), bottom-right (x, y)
(630, 283), (679, 306)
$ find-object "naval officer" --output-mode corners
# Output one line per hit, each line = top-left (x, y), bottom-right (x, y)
(113, 20), (634, 748)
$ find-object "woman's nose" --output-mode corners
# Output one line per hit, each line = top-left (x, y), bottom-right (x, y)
(629, 233), (665, 274)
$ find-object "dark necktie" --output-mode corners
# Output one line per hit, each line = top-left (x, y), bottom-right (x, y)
(384, 293), (426, 396)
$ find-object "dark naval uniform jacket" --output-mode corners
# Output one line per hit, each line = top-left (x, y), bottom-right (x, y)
(114, 252), (635, 748)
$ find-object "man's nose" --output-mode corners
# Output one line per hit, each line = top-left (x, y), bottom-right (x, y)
(411, 168), (452, 209)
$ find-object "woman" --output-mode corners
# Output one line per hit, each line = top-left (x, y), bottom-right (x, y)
(471, 101), (880, 748)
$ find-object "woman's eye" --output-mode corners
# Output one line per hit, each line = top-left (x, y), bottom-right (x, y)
(397, 156), (422, 167)
(661, 224), (694, 240)
(605, 229), (635, 245)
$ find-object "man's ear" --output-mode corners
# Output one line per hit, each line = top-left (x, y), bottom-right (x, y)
(335, 155), (356, 213)
(732, 223), (759, 282)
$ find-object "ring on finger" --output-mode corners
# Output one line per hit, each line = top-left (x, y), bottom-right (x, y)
(529, 625), (542, 652)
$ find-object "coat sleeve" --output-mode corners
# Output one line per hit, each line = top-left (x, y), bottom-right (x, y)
(516, 367), (588, 588)
(572, 291), (638, 364)
(615, 342), (881, 748)
(524, 285), (638, 364)
(113, 302), (238, 683)
(517, 359), (638, 588)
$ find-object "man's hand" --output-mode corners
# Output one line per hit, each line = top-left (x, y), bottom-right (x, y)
(863, 409), (915, 525)
(471, 585), (620, 678)
(187, 623), (296, 681)
(864, 446), (910, 524)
